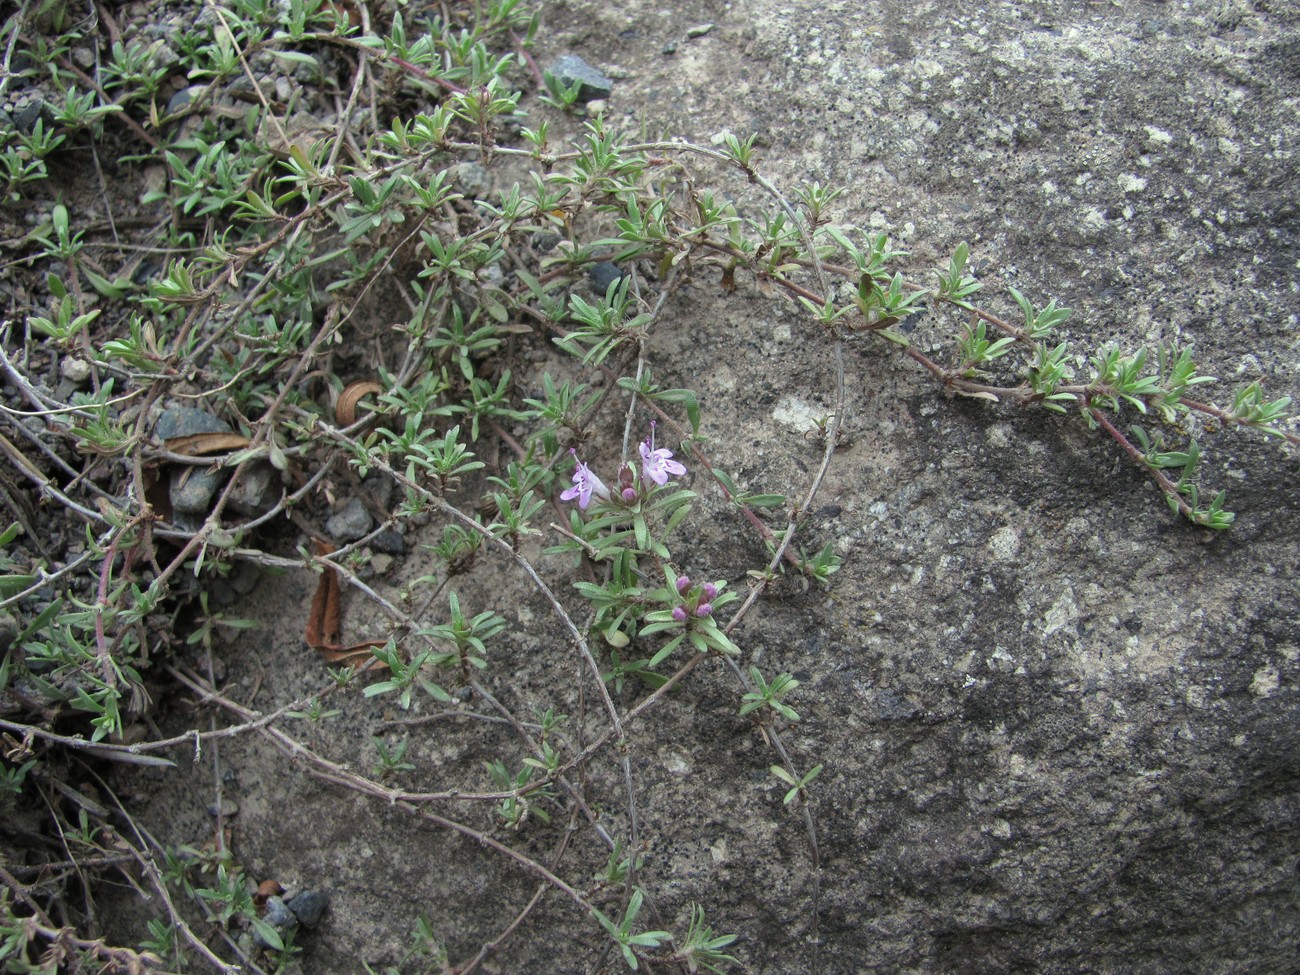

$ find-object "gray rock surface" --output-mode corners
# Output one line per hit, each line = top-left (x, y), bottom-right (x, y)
(540, 3), (1300, 972)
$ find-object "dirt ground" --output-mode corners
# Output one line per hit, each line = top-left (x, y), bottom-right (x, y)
(8, 0), (1300, 973)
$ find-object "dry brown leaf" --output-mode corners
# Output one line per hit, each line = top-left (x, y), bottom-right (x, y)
(164, 432), (251, 457)
(254, 879), (284, 911)
(317, 644), (387, 665)
(305, 541), (389, 669)
(305, 541), (342, 648)
(336, 380), (383, 427)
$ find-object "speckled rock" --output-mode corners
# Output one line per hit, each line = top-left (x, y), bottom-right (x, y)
(286, 890), (329, 928)
(326, 497), (372, 542)
(155, 406), (231, 441)
(545, 55), (613, 103)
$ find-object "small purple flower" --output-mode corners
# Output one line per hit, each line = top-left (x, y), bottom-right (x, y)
(672, 606), (688, 622)
(560, 449), (609, 510)
(702, 582), (717, 600)
(639, 422), (686, 486)
(675, 576), (691, 594)
(695, 603), (713, 618)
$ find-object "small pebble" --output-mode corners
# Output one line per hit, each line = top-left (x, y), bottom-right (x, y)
(206, 798), (239, 818)
(326, 497), (372, 542)
(226, 462), (280, 518)
(171, 468), (227, 515)
(59, 357), (92, 383)
(370, 529), (405, 554)
(286, 890), (329, 927)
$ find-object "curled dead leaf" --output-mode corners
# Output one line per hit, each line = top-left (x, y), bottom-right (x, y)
(317, 643), (387, 666)
(336, 380), (384, 427)
(305, 542), (342, 648)
(305, 541), (389, 669)
(164, 432), (251, 456)
(254, 879), (284, 911)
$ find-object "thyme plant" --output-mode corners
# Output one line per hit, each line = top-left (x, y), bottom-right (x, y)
(0, 0), (1293, 972)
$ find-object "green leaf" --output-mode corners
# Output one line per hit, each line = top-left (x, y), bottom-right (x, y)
(82, 268), (131, 299)
(250, 917), (285, 951)
(15, 598), (63, 646)
(272, 50), (319, 67)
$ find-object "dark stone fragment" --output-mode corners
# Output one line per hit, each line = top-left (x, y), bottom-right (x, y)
(370, 529), (406, 555)
(286, 890), (329, 927)
(589, 261), (623, 294)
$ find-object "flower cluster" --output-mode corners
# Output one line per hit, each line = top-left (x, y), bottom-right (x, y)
(560, 423), (686, 510)
(671, 575), (717, 621)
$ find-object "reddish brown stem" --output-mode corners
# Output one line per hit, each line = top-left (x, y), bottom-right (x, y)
(1090, 407), (1194, 520)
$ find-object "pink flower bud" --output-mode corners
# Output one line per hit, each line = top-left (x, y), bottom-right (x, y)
(675, 576), (691, 593)
(695, 603), (712, 618)
(672, 606), (688, 622)
(702, 583), (718, 600)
